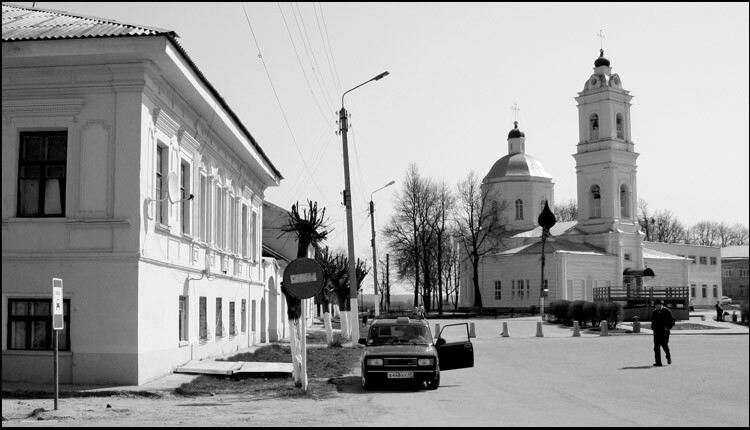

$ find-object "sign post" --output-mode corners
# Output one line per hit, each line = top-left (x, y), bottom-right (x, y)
(52, 278), (64, 410)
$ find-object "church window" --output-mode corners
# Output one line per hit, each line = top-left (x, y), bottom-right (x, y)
(515, 199), (524, 220)
(518, 280), (525, 299)
(620, 184), (630, 218)
(590, 185), (601, 218)
(624, 253), (631, 261)
(616, 113), (624, 139)
(589, 114), (599, 140)
(494, 281), (502, 300)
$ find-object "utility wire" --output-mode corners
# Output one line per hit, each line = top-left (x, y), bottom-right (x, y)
(292, 2), (338, 112)
(318, 3), (344, 99)
(240, 2), (333, 206)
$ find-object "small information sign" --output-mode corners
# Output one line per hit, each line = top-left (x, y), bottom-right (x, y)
(52, 278), (64, 330)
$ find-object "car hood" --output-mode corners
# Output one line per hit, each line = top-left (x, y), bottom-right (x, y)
(364, 344), (435, 355)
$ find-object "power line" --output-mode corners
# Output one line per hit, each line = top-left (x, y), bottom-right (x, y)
(291, 2), (338, 112)
(317, 3), (344, 98)
(313, 2), (342, 97)
(240, 2), (333, 206)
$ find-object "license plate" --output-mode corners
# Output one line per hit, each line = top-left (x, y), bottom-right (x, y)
(387, 371), (413, 379)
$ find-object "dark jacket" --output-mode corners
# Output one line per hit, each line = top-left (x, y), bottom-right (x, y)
(651, 307), (675, 334)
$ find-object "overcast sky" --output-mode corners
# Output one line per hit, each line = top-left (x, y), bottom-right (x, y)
(27, 2), (750, 294)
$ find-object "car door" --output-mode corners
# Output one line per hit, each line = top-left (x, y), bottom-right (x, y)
(435, 323), (474, 370)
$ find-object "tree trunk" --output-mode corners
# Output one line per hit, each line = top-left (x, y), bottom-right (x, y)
(472, 255), (482, 308)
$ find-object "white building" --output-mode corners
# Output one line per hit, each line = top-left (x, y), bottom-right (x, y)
(2, 4), (287, 385)
(459, 49), (721, 316)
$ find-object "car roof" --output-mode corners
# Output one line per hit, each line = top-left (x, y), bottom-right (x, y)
(369, 316), (428, 326)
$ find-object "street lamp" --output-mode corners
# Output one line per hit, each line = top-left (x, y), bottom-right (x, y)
(339, 71), (389, 342)
(370, 180), (395, 317)
(538, 201), (556, 321)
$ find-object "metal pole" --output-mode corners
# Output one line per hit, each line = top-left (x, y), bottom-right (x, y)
(54, 330), (59, 410)
(370, 200), (380, 316)
(386, 253), (390, 313)
(540, 228), (546, 321)
(339, 106), (360, 342)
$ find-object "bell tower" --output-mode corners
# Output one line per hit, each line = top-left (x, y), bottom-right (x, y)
(572, 49), (639, 236)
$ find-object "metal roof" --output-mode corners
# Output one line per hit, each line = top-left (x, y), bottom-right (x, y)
(2, 2), (283, 181)
(2, 3), (175, 40)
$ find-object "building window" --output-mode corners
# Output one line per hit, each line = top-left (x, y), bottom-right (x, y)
(690, 284), (696, 298)
(590, 185), (601, 218)
(241, 204), (249, 257)
(518, 280), (525, 300)
(712, 285), (718, 298)
(180, 161), (191, 235)
(589, 114), (599, 140)
(199, 297), (208, 340)
(8, 299), (70, 350)
(699, 256), (707, 265)
(624, 253), (631, 261)
(688, 255), (696, 264)
(17, 131), (67, 217)
(710, 257), (717, 265)
(526, 280), (530, 300)
(229, 302), (236, 336)
(156, 144), (168, 224)
(701, 284), (707, 298)
(179, 296), (188, 342)
(241, 299), (247, 333)
(616, 113), (624, 139)
(216, 298), (224, 338)
(511, 280), (515, 300)
(515, 199), (524, 220)
(494, 281), (502, 300)
(741, 268), (749, 277)
(723, 268), (731, 277)
(250, 211), (258, 261)
(251, 300), (257, 332)
(620, 184), (630, 218)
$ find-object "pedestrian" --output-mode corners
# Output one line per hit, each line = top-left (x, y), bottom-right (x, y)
(689, 298), (694, 313)
(418, 303), (426, 319)
(715, 300), (724, 322)
(651, 299), (675, 367)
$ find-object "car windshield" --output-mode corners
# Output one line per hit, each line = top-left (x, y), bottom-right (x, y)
(368, 324), (432, 346)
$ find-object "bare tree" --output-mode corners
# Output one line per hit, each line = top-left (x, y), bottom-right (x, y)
(553, 198), (578, 222)
(454, 171), (508, 308)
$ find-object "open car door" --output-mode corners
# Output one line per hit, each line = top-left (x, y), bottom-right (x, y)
(435, 323), (474, 371)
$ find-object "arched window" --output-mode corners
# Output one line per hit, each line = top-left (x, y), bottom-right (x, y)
(515, 199), (524, 220)
(590, 185), (601, 218)
(620, 184), (630, 218)
(616, 113), (624, 139)
(589, 114), (599, 140)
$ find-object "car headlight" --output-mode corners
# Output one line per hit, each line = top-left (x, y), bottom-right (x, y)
(418, 358), (434, 366)
(366, 358), (383, 366)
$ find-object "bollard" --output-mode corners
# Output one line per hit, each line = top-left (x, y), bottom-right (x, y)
(536, 321), (544, 337)
(572, 321), (580, 337)
(501, 321), (510, 337)
(732, 311), (737, 323)
(600, 320), (609, 336)
(633, 316), (640, 333)
(469, 322), (476, 338)
(434, 323), (440, 339)
(701, 315), (705, 321)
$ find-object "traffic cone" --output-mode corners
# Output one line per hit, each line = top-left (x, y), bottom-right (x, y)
(536, 321), (544, 337)
(469, 322), (476, 338)
(600, 320), (609, 336)
(501, 322), (510, 337)
(572, 320), (580, 337)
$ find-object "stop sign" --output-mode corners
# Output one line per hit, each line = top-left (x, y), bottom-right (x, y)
(282, 257), (324, 299)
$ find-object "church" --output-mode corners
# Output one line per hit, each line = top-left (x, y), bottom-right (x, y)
(458, 50), (722, 317)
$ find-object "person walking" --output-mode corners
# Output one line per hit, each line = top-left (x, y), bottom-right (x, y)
(651, 299), (675, 367)
(715, 300), (724, 322)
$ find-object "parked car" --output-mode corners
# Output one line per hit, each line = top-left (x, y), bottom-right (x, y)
(358, 315), (473, 390)
(720, 296), (732, 305)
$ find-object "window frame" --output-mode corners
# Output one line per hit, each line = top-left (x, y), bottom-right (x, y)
(7, 298), (71, 351)
(494, 280), (502, 300)
(514, 199), (524, 220)
(179, 296), (188, 342)
(17, 130), (68, 218)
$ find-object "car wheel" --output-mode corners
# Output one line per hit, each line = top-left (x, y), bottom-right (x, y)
(425, 368), (440, 390)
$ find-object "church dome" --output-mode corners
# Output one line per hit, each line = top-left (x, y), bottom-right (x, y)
(508, 121), (525, 139)
(484, 153), (552, 182)
(594, 49), (610, 67)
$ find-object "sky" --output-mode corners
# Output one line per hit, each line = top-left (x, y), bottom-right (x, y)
(21, 2), (750, 294)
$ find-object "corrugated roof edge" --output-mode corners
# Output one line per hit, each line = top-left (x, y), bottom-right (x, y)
(2, 2), (283, 181)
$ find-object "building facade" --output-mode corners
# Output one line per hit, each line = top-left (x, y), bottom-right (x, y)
(459, 49), (721, 315)
(2, 4), (285, 385)
(721, 246), (749, 303)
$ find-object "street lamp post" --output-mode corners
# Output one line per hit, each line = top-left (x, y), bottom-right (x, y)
(370, 180), (395, 317)
(538, 201), (556, 321)
(339, 71), (389, 342)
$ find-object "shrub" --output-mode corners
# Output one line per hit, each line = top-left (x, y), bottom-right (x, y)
(597, 301), (624, 329)
(569, 300), (587, 326)
(548, 299), (572, 325)
(583, 301), (598, 327)
(741, 301), (749, 324)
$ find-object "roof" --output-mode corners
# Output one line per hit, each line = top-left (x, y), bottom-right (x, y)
(498, 238), (608, 256)
(721, 245), (749, 259)
(643, 247), (687, 260)
(484, 153), (552, 182)
(2, 3), (283, 181)
(506, 220), (580, 239)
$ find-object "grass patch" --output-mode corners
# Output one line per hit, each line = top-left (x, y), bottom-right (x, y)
(175, 342), (362, 399)
(640, 322), (724, 330)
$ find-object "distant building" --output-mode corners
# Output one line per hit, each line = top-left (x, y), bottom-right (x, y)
(2, 4), (284, 385)
(459, 49), (721, 317)
(721, 246), (749, 303)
